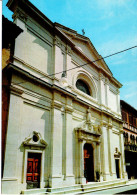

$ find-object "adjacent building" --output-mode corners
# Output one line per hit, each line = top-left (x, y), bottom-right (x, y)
(121, 100), (137, 180)
(2, 0), (127, 194)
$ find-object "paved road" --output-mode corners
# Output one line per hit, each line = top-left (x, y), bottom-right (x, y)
(86, 183), (137, 194)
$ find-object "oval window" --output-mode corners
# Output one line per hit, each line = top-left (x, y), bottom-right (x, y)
(76, 79), (90, 95)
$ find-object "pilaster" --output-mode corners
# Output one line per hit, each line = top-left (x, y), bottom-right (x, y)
(107, 123), (115, 179)
(99, 73), (105, 106)
(101, 122), (110, 180)
(119, 129), (128, 179)
(116, 90), (121, 115)
(49, 95), (63, 187)
(79, 140), (86, 184)
(2, 87), (23, 194)
(96, 142), (101, 174)
(64, 99), (75, 185)
(105, 78), (109, 108)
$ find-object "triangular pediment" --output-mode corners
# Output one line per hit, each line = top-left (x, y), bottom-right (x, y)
(55, 23), (112, 75)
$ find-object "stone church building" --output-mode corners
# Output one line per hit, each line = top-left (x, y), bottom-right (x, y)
(2, 0), (127, 194)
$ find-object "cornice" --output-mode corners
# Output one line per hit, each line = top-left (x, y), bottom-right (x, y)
(10, 85), (24, 96)
(5, 63), (122, 123)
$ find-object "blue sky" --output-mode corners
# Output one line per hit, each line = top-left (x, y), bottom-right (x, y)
(2, 0), (137, 109)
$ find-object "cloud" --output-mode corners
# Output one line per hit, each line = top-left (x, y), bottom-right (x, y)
(125, 92), (137, 99)
(96, 0), (125, 8)
(98, 35), (137, 57)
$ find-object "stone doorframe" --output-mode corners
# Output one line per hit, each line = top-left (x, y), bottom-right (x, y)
(75, 128), (102, 184)
(22, 131), (47, 189)
(114, 147), (121, 179)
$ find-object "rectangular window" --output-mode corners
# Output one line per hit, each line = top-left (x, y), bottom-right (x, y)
(133, 117), (136, 127)
(122, 111), (127, 122)
(129, 115), (133, 125)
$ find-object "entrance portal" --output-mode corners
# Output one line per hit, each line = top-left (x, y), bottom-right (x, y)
(26, 153), (41, 189)
(84, 143), (94, 182)
(115, 159), (120, 178)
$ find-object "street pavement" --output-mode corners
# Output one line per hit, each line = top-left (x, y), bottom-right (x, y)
(85, 180), (137, 194)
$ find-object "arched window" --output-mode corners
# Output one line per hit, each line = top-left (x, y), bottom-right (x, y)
(76, 79), (91, 95)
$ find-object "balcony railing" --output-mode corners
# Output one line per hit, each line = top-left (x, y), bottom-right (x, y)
(124, 143), (137, 152)
(123, 122), (137, 132)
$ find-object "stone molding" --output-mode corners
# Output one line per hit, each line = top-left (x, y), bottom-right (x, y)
(10, 85), (24, 96)
(105, 78), (109, 85)
(75, 129), (101, 142)
(54, 37), (62, 48)
(65, 105), (74, 114)
(75, 108), (102, 135)
(23, 131), (47, 148)
(51, 100), (62, 110)
(100, 121), (108, 127)
(12, 8), (28, 23)
(99, 72), (105, 82)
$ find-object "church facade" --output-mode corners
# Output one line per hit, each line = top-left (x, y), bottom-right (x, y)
(2, 0), (127, 194)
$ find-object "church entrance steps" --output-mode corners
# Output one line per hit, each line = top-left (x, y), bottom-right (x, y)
(47, 184), (83, 194)
(21, 179), (127, 194)
(47, 179), (127, 194)
(21, 188), (47, 194)
(80, 179), (127, 194)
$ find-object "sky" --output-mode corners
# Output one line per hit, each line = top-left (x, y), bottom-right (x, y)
(2, 0), (137, 109)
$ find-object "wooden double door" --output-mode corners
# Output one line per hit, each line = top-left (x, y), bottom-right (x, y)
(26, 153), (41, 189)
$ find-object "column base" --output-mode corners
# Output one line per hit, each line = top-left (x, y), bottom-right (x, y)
(49, 175), (75, 188)
(80, 176), (86, 184)
(2, 179), (19, 194)
(103, 173), (114, 181)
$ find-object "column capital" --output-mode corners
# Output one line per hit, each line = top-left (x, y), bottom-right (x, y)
(65, 105), (74, 114)
(51, 100), (62, 110)
(100, 121), (108, 127)
(108, 123), (113, 129)
(99, 73), (105, 81)
(105, 77), (109, 85)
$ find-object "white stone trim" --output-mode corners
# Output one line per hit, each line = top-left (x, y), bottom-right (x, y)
(72, 70), (98, 99)
(22, 149), (45, 189)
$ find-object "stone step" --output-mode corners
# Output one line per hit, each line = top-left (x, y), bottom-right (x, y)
(21, 180), (127, 194)
(82, 179), (126, 188)
(80, 180), (127, 194)
(47, 184), (82, 194)
(21, 188), (47, 194)
(50, 180), (127, 194)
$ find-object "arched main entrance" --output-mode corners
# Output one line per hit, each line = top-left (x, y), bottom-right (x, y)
(84, 143), (94, 182)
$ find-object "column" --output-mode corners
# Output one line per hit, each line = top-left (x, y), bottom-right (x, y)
(99, 73), (105, 107)
(61, 107), (66, 180)
(96, 142), (101, 173)
(65, 103), (75, 185)
(105, 78), (109, 108)
(108, 124), (115, 179)
(119, 129), (128, 179)
(54, 36), (64, 80)
(79, 140), (86, 184)
(50, 97), (63, 187)
(101, 123), (110, 180)
(116, 90), (121, 115)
